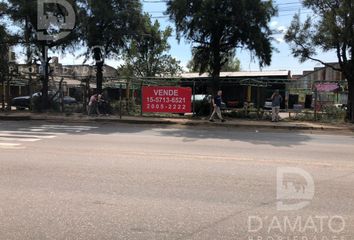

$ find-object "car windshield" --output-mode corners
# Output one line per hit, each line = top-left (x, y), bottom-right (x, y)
(192, 95), (208, 101)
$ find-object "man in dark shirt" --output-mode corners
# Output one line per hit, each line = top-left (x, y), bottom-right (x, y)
(209, 90), (226, 122)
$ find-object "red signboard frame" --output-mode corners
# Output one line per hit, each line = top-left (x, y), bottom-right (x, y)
(142, 86), (192, 113)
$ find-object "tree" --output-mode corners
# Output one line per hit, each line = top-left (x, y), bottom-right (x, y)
(6, 0), (78, 110)
(77, 0), (143, 93)
(0, 24), (10, 110)
(166, 0), (276, 92)
(285, 0), (354, 121)
(0, 1), (7, 17)
(119, 14), (182, 78)
(187, 52), (241, 73)
(0, 2), (10, 79)
(0, 2), (19, 110)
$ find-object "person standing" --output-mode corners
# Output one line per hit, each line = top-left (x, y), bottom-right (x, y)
(98, 94), (109, 115)
(88, 93), (100, 116)
(209, 90), (226, 122)
(271, 90), (283, 122)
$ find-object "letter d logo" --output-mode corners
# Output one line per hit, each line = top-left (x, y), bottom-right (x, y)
(37, 0), (76, 42)
(276, 167), (315, 211)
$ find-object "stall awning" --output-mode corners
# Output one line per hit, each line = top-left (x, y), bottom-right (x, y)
(315, 83), (339, 92)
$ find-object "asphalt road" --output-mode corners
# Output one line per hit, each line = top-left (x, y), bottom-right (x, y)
(0, 121), (353, 240)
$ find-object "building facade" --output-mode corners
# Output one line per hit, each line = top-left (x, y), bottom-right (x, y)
(290, 63), (347, 108)
(180, 71), (292, 109)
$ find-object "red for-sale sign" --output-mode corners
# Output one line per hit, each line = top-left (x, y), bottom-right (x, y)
(142, 86), (192, 113)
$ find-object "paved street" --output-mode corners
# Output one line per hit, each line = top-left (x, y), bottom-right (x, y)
(0, 121), (353, 240)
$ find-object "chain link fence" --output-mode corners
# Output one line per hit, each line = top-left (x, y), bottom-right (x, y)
(2, 74), (349, 122)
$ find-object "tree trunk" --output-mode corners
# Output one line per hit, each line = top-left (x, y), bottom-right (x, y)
(41, 75), (49, 110)
(211, 69), (221, 95)
(41, 45), (49, 111)
(1, 80), (4, 110)
(211, 45), (222, 95)
(348, 79), (354, 122)
(6, 75), (11, 111)
(96, 62), (104, 94)
(25, 18), (33, 111)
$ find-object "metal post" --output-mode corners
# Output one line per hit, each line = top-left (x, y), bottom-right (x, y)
(1, 80), (5, 111)
(127, 78), (131, 114)
(192, 81), (196, 116)
(314, 89), (318, 121)
(59, 78), (64, 113)
(119, 83), (123, 119)
(257, 85), (261, 119)
(6, 72), (12, 111)
(140, 81), (143, 117)
(41, 44), (49, 110)
(84, 79), (89, 114)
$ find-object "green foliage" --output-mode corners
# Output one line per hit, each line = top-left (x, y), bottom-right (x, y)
(119, 14), (182, 77)
(293, 107), (346, 123)
(110, 100), (137, 115)
(0, 25), (10, 82)
(322, 105), (347, 122)
(5, 0), (79, 110)
(285, 0), (354, 121)
(77, 0), (142, 57)
(166, 0), (276, 90)
(187, 52), (241, 72)
(222, 58), (241, 72)
(0, 2), (8, 17)
(76, 0), (143, 91)
(223, 110), (260, 119)
(0, 2), (18, 82)
(30, 95), (43, 112)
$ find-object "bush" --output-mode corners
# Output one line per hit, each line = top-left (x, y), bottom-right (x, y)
(322, 105), (346, 122)
(292, 111), (315, 121)
(110, 100), (137, 115)
(194, 101), (211, 116)
(223, 109), (261, 119)
(31, 95), (43, 112)
(291, 107), (346, 122)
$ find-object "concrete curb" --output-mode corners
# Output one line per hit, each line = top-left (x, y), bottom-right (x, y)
(0, 114), (353, 132)
(181, 121), (333, 131)
(0, 115), (31, 121)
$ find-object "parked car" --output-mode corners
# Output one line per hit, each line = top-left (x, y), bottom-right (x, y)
(192, 95), (226, 108)
(11, 92), (77, 110)
(11, 96), (32, 109)
(334, 104), (347, 110)
(192, 94), (226, 116)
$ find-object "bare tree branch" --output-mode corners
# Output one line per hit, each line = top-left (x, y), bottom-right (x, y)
(307, 56), (342, 72)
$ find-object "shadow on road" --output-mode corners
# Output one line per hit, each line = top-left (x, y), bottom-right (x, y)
(154, 127), (312, 147)
(0, 121), (323, 148)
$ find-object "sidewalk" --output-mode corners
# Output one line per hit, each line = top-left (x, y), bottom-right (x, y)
(0, 111), (353, 132)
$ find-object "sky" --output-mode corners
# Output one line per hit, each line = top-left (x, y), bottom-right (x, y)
(10, 0), (340, 75)
(140, 0), (339, 75)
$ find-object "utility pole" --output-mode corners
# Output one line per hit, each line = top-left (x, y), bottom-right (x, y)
(1, 78), (4, 111)
(40, 44), (51, 110)
(25, 17), (33, 111)
(6, 66), (16, 111)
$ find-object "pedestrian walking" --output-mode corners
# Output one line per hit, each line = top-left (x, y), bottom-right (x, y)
(271, 90), (282, 122)
(209, 90), (226, 122)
